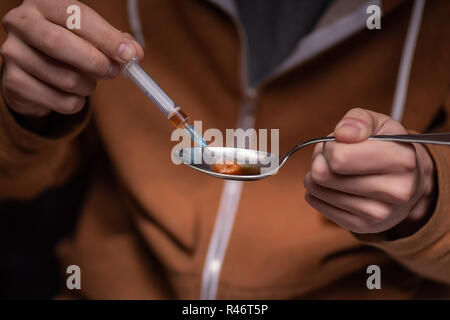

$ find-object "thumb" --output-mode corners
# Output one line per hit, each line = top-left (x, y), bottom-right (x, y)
(334, 108), (386, 143)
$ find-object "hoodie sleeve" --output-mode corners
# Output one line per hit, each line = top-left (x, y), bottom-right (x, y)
(354, 95), (450, 285)
(0, 1), (93, 201)
(0, 92), (91, 200)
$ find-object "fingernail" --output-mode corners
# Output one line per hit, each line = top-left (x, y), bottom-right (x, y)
(108, 64), (121, 78)
(117, 43), (135, 62)
(336, 120), (365, 138)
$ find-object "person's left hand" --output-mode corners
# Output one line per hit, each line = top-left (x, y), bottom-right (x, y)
(304, 108), (437, 236)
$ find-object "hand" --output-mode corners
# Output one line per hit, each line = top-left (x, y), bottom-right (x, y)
(304, 108), (437, 236)
(0, 0), (144, 117)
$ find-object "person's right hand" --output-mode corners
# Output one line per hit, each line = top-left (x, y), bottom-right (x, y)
(0, 0), (144, 117)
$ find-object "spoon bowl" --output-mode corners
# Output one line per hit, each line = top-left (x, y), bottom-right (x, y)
(174, 133), (450, 181)
(174, 146), (279, 181)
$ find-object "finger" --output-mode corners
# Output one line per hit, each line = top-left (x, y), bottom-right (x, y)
(2, 72), (51, 117)
(311, 131), (334, 159)
(334, 108), (390, 143)
(305, 172), (394, 222)
(1, 34), (96, 96)
(123, 32), (144, 60)
(33, 0), (143, 63)
(4, 12), (119, 79)
(322, 139), (417, 175)
(3, 63), (85, 115)
(305, 193), (375, 233)
(312, 141), (324, 159)
(310, 153), (418, 204)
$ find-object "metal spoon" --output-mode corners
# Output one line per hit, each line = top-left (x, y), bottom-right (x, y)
(173, 133), (450, 181)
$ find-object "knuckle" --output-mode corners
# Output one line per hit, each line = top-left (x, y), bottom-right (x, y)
(328, 148), (349, 173)
(59, 96), (85, 114)
(0, 39), (16, 61)
(41, 29), (63, 53)
(3, 67), (23, 91)
(389, 178), (416, 203)
(2, 4), (34, 30)
(402, 148), (417, 171)
(310, 157), (330, 184)
(2, 8), (22, 29)
(367, 203), (391, 222)
(61, 72), (82, 92)
(85, 49), (108, 76)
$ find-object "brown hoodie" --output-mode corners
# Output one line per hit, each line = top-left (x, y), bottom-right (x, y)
(0, 0), (449, 299)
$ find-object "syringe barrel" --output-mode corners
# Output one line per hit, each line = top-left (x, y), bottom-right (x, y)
(123, 57), (178, 119)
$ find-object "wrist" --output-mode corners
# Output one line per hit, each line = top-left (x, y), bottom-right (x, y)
(387, 150), (438, 240)
(4, 100), (90, 139)
(7, 106), (54, 135)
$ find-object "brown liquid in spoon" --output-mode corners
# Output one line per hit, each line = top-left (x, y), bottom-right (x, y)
(210, 160), (242, 175)
(210, 160), (262, 176)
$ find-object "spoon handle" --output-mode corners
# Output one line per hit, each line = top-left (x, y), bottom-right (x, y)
(281, 133), (450, 168)
(369, 132), (450, 145)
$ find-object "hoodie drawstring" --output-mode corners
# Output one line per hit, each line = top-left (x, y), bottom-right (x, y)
(390, 0), (425, 122)
(127, 0), (146, 48)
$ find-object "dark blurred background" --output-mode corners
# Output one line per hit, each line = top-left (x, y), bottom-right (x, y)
(0, 165), (91, 299)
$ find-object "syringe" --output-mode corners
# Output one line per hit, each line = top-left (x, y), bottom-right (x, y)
(123, 57), (207, 148)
